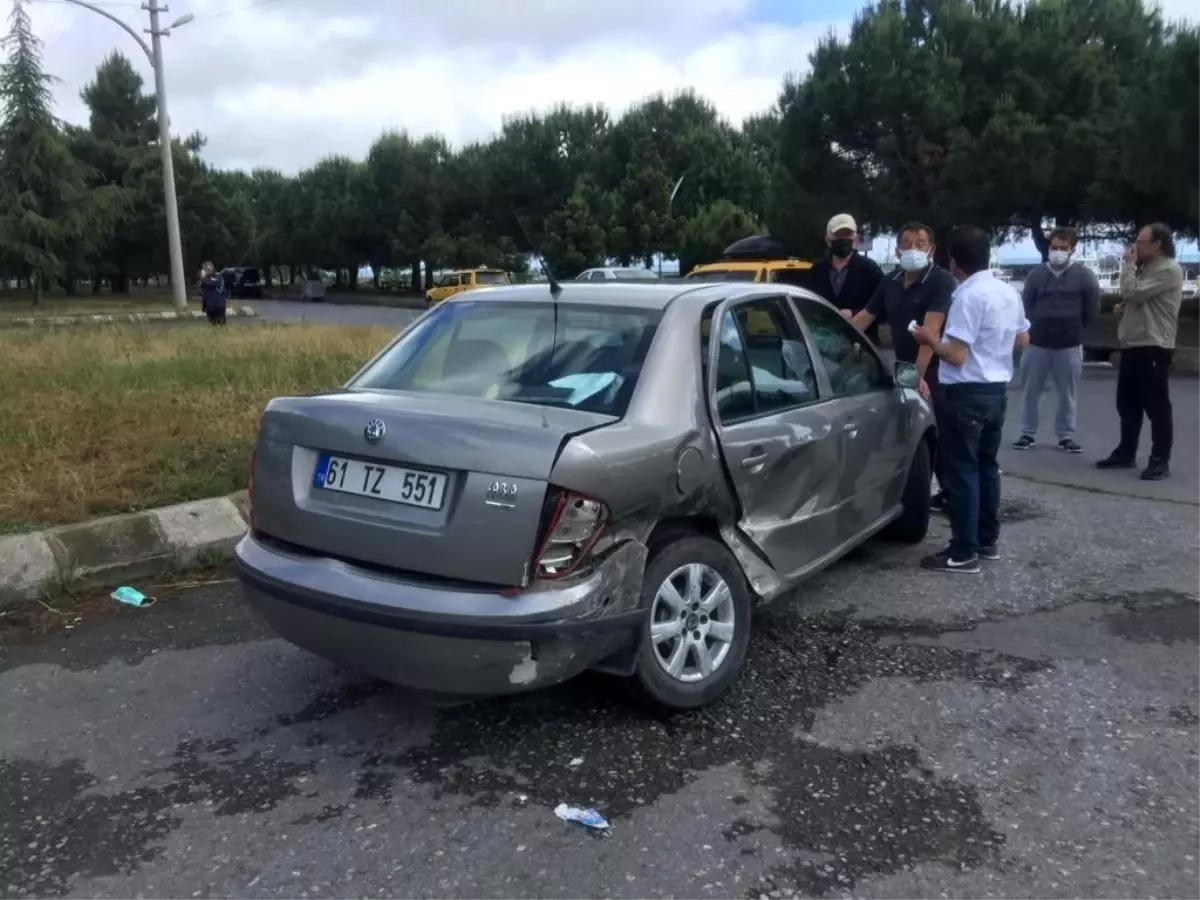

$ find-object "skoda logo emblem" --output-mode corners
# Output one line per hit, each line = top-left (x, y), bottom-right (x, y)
(364, 419), (386, 444)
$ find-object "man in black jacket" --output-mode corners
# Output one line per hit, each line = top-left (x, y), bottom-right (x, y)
(806, 213), (884, 343)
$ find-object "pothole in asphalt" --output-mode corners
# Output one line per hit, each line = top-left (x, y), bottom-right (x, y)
(344, 607), (1049, 896)
(1095, 590), (1199, 645)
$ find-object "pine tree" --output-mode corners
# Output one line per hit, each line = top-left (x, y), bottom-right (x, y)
(0, 0), (116, 302)
(76, 51), (159, 292)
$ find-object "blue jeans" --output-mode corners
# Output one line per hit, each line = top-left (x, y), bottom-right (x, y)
(937, 383), (1007, 558)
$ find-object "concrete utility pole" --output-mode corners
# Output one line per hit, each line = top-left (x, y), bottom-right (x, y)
(57, 0), (193, 309)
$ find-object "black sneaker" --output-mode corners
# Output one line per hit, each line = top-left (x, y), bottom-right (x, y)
(1140, 459), (1170, 481)
(930, 491), (948, 512)
(1058, 439), (1083, 454)
(977, 544), (1001, 561)
(1012, 435), (1036, 450)
(1096, 453), (1136, 470)
(920, 548), (981, 574)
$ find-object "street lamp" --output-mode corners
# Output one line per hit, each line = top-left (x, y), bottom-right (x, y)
(56, 0), (191, 310)
(658, 173), (686, 279)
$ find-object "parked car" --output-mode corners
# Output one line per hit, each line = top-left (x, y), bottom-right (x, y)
(576, 267), (662, 282)
(425, 267), (512, 305)
(236, 281), (934, 711)
(220, 266), (264, 299)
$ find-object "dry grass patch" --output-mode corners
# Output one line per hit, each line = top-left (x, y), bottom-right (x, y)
(0, 323), (396, 533)
(0, 296), (233, 319)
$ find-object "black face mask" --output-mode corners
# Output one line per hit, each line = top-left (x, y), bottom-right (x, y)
(829, 238), (855, 259)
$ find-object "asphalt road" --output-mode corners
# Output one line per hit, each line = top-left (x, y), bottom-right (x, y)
(252, 298), (421, 328)
(1000, 368), (1199, 504)
(2, 330), (1198, 898)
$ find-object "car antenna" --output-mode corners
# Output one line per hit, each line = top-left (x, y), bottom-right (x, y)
(514, 214), (562, 299)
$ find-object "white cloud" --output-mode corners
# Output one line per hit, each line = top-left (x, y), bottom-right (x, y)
(27, 0), (842, 173)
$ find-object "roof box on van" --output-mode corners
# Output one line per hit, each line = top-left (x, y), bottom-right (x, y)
(721, 234), (795, 262)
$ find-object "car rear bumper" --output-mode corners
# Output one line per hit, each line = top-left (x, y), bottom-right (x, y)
(235, 532), (647, 701)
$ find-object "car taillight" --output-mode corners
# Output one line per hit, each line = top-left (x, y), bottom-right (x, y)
(532, 490), (608, 580)
(247, 448), (257, 531)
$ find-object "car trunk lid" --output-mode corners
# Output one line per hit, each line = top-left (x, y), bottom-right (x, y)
(252, 390), (614, 586)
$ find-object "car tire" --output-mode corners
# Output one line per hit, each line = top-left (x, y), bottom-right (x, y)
(881, 438), (931, 544)
(628, 535), (752, 712)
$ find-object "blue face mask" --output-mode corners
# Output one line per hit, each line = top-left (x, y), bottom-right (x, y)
(899, 249), (930, 272)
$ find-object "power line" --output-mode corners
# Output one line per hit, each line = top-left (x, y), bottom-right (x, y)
(194, 0), (297, 21)
(36, 0), (140, 8)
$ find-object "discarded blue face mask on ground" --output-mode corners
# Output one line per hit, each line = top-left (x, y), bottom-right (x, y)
(554, 803), (609, 830)
(111, 585), (153, 607)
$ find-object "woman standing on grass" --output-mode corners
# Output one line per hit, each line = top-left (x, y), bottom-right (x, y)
(199, 261), (228, 326)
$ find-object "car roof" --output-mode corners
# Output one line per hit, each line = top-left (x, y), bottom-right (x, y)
(452, 282), (727, 311)
(690, 259), (811, 272)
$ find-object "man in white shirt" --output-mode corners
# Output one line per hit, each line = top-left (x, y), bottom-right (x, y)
(912, 225), (1030, 574)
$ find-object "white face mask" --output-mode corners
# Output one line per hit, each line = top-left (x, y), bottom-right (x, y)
(899, 248), (930, 272)
(1048, 250), (1072, 268)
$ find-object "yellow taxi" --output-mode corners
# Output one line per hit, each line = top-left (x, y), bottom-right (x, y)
(684, 257), (813, 286)
(425, 267), (512, 305)
(685, 237), (813, 334)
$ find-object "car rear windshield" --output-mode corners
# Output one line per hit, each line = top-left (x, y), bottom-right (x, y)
(350, 300), (662, 417)
(687, 268), (758, 282)
(475, 271), (509, 285)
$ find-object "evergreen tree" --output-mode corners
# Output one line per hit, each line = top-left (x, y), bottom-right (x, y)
(0, 0), (116, 302)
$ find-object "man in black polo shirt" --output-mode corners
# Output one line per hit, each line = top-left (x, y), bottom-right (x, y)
(846, 221), (956, 506)
(805, 213), (884, 343)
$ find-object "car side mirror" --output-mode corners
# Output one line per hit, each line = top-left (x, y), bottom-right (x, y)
(894, 361), (921, 389)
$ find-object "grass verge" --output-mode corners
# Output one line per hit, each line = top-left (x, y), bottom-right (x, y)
(0, 295), (241, 319)
(0, 323), (395, 533)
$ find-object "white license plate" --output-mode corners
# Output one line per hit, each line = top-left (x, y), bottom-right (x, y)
(313, 455), (448, 510)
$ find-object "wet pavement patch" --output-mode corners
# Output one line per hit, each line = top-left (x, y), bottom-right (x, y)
(342, 607), (1047, 896)
(0, 738), (314, 898)
(1098, 590), (1199, 645)
(742, 743), (1003, 897)
(997, 496), (1046, 523)
(1168, 704), (1200, 727)
(0, 757), (183, 897)
(274, 679), (385, 729)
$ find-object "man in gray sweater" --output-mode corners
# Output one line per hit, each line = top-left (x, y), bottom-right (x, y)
(1013, 227), (1100, 453)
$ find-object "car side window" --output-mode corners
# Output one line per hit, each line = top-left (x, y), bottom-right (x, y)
(589, 270), (607, 282)
(799, 299), (889, 397)
(734, 298), (819, 414)
(705, 297), (820, 423)
(711, 310), (755, 421)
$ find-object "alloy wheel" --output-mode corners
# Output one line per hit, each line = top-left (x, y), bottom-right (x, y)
(648, 563), (736, 683)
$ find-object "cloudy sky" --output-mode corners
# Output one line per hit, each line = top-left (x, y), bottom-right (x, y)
(27, 0), (853, 174)
(26, 0), (1198, 174)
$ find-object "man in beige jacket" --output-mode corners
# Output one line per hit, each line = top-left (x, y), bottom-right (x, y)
(1096, 222), (1183, 481)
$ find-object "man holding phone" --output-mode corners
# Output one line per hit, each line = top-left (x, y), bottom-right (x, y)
(1097, 222), (1183, 481)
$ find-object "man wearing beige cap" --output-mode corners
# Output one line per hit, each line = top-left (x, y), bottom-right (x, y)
(805, 213), (884, 344)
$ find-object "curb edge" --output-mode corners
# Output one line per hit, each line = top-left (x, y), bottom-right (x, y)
(0, 491), (249, 609)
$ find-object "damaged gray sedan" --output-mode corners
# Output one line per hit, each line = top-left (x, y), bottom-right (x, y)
(236, 281), (935, 711)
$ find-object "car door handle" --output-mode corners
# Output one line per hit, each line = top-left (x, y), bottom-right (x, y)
(741, 450), (769, 469)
